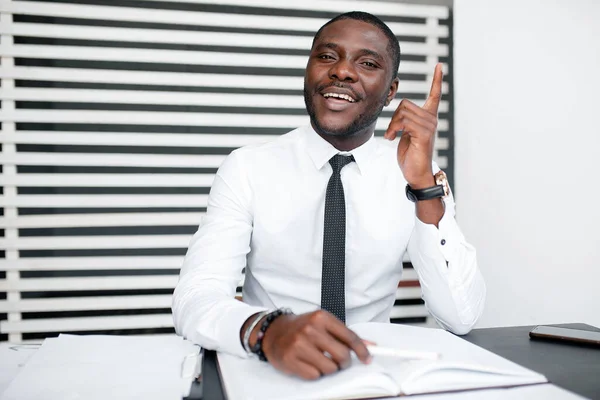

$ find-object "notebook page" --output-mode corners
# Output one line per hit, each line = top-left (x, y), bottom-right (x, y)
(217, 352), (400, 400)
(350, 323), (546, 395)
(377, 384), (586, 400)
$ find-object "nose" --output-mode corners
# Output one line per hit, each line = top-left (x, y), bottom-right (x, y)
(329, 58), (358, 82)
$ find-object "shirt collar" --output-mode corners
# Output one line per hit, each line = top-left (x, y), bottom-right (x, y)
(303, 125), (378, 175)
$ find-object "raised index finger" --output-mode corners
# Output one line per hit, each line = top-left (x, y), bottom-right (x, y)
(325, 317), (371, 364)
(423, 63), (443, 114)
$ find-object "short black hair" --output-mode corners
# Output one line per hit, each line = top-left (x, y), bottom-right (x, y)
(311, 11), (401, 81)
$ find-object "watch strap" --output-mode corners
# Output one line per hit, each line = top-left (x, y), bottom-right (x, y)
(405, 184), (445, 202)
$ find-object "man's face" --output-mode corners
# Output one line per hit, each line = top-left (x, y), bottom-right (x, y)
(304, 19), (399, 137)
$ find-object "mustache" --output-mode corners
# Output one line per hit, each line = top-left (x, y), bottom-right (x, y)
(316, 82), (362, 101)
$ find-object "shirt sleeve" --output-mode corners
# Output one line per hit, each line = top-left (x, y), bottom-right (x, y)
(172, 150), (267, 357)
(406, 165), (486, 335)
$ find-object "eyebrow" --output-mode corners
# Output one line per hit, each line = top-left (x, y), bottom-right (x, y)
(357, 48), (384, 62)
(315, 42), (384, 62)
(315, 42), (340, 51)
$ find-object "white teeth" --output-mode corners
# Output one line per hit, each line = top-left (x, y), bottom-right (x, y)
(323, 93), (356, 102)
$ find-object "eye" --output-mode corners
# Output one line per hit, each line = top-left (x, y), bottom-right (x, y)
(362, 61), (379, 68)
(318, 54), (335, 60)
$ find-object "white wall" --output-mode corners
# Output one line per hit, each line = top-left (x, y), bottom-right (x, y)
(454, 0), (600, 328)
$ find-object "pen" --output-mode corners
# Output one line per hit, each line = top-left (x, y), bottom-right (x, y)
(366, 345), (441, 360)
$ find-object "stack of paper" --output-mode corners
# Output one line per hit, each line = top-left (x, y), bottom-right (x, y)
(0, 343), (40, 396)
(0, 334), (200, 400)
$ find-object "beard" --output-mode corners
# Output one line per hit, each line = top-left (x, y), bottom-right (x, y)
(303, 84), (387, 137)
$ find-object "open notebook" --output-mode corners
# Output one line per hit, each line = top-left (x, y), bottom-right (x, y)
(217, 323), (547, 400)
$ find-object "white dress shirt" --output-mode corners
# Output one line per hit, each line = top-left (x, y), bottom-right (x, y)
(172, 125), (486, 357)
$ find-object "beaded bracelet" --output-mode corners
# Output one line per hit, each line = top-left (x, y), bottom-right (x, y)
(250, 308), (293, 362)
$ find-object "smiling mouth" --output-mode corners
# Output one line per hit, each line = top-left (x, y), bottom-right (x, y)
(322, 92), (357, 103)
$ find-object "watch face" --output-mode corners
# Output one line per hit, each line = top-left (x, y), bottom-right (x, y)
(434, 170), (451, 197)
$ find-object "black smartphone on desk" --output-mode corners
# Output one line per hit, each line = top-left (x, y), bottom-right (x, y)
(529, 325), (600, 347)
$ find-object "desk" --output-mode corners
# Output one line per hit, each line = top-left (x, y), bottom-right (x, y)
(198, 323), (600, 400)
(463, 323), (600, 399)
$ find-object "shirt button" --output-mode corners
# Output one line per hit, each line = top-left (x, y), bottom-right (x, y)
(441, 239), (446, 245)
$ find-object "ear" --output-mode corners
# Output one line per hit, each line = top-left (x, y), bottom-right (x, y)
(385, 77), (399, 106)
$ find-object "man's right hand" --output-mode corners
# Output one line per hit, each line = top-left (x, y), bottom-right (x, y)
(258, 310), (372, 380)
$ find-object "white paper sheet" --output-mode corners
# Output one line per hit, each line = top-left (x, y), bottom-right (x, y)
(0, 343), (40, 396)
(0, 334), (200, 400)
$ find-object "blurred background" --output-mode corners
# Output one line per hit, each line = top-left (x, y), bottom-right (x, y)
(0, 0), (598, 343)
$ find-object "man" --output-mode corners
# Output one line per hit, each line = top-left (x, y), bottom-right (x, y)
(172, 11), (485, 380)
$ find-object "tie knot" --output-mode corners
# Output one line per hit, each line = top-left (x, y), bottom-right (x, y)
(329, 154), (354, 174)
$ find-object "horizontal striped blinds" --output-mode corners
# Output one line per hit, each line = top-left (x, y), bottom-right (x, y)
(0, 0), (453, 342)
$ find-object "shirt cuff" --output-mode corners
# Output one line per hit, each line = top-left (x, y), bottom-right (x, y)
(216, 303), (269, 358)
(413, 197), (465, 264)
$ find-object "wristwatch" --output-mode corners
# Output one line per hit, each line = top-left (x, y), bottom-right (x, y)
(405, 170), (450, 202)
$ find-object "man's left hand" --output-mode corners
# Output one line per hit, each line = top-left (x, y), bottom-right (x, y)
(384, 63), (443, 189)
